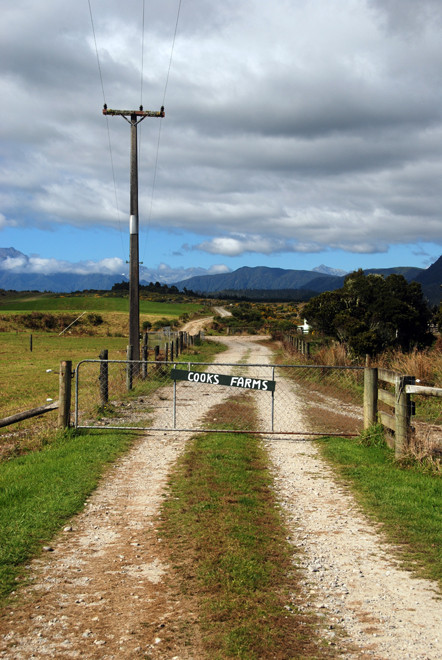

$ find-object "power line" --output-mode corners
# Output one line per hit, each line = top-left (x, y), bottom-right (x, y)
(88, 0), (183, 273)
(87, 0), (125, 261)
(162, 0), (182, 105)
(141, 0), (183, 264)
(140, 0), (146, 107)
(87, 0), (106, 105)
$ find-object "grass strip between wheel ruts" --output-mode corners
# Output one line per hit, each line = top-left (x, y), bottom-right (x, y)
(318, 432), (442, 588)
(160, 396), (333, 659)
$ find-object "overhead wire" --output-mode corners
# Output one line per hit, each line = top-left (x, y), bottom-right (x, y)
(140, 0), (146, 107)
(87, 0), (126, 263)
(140, 0), (183, 265)
(88, 0), (182, 271)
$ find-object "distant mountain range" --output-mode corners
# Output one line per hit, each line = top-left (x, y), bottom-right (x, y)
(174, 258), (441, 305)
(0, 247), (440, 305)
(0, 247), (209, 293)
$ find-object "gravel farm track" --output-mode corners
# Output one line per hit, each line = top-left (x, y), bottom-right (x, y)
(0, 335), (441, 659)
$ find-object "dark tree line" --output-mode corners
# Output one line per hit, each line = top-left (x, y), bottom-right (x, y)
(111, 281), (184, 295)
(303, 270), (434, 357)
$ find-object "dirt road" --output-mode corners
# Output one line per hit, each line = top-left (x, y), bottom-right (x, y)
(0, 336), (441, 659)
(181, 306), (231, 335)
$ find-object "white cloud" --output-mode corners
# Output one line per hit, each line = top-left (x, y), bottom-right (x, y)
(208, 264), (231, 274)
(0, 0), (442, 261)
(0, 254), (126, 275)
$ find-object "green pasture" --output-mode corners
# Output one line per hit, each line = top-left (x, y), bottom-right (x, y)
(0, 333), (129, 417)
(0, 294), (202, 317)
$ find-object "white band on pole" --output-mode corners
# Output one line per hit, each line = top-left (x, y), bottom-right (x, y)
(130, 214), (138, 234)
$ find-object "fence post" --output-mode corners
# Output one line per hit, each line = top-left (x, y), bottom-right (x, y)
(126, 345), (133, 391)
(170, 340), (174, 361)
(30, 334), (33, 352)
(142, 343), (148, 380)
(99, 349), (109, 406)
(176, 337), (179, 357)
(363, 367), (378, 429)
(142, 333), (148, 380)
(58, 360), (72, 429)
(395, 375), (415, 457)
(179, 331), (184, 353)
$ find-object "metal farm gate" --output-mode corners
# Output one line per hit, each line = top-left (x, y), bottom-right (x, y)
(74, 359), (364, 437)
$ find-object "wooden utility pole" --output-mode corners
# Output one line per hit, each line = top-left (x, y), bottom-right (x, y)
(103, 105), (164, 362)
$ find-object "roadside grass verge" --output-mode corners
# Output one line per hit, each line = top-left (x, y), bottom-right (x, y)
(318, 430), (442, 589)
(160, 396), (332, 659)
(0, 429), (135, 604)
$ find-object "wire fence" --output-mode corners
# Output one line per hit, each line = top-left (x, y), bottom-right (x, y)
(75, 359), (365, 436)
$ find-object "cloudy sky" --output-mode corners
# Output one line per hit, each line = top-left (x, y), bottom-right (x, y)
(0, 0), (441, 280)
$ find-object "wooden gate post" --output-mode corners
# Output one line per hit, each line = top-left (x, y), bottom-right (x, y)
(364, 367), (378, 429)
(99, 349), (109, 406)
(58, 360), (72, 429)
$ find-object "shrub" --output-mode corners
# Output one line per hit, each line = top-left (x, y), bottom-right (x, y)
(86, 313), (103, 326)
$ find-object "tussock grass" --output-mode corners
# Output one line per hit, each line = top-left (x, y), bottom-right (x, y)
(379, 339), (442, 387)
(319, 430), (442, 589)
(161, 397), (332, 659)
(278, 337), (441, 460)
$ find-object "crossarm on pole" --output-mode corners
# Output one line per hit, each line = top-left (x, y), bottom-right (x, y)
(102, 106), (165, 118)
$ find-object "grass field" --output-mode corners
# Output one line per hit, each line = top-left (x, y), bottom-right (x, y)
(0, 333), (130, 418)
(0, 294), (202, 317)
(0, 292), (205, 416)
(0, 291), (210, 464)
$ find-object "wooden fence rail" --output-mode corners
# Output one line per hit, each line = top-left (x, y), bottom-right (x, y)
(0, 360), (72, 431)
(364, 367), (441, 457)
(0, 401), (59, 429)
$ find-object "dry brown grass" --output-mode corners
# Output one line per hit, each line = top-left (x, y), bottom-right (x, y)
(378, 339), (442, 387)
(280, 335), (442, 464)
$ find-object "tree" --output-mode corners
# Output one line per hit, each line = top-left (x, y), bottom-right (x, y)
(304, 270), (433, 357)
